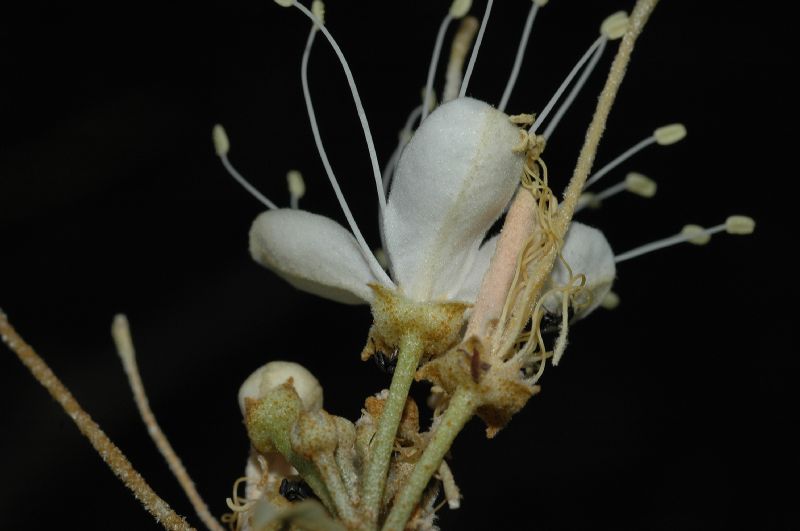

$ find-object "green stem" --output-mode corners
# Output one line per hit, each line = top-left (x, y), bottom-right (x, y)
(361, 333), (424, 525)
(314, 452), (359, 528)
(382, 387), (478, 531)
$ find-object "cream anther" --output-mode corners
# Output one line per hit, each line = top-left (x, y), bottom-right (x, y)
(601, 11), (629, 40)
(654, 123), (687, 145)
(311, 0), (325, 23)
(625, 172), (657, 197)
(212, 124), (229, 156)
(273, 0), (293, 7)
(450, 0), (472, 18)
(725, 215), (756, 235)
(681, 224), (711, 245)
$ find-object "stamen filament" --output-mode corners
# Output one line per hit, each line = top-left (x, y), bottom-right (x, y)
(615, 223), (725, 263)
(293, 2), (388, 214)
(575, 172), (656, 212)
(498, 1), (542, 112)
(423, 14), (454, 121)
(458, 0), (494, 98)
(213, 125), (278, 210)
(530, 34), (605, 133)
(542, 38), (606, 139)
(583, 135), (655, 189)
(301, 25), (393, 285)
(443, 16), (480, 102)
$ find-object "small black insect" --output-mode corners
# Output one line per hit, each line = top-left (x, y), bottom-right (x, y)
(374, 348), (398, 375)
(539, 305), (576, 336)
(279, 477), (316, 502)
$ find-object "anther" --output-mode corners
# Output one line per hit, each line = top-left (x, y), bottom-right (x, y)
(286, 170), (306, 209)
(273, 0), (293, 7)
(625, 172), (657, 197)
(575, 172), (655, 212)
(681, 224), (711, 245)
(212, 124), (230, 157)
(311, 0), (325, 23)
(601, 291), (620, 310)
(600, 11), (629, 40)
(450, 0), (472, 18)
(584, 123), (687, 189)
(725, 215), (756, 235)
(653, 123), (687, 145)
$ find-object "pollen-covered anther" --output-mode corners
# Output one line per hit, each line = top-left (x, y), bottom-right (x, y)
(654, 123), (687, 145)
(212, 124), (230, 156)
(601, 291), (620, 310)
(286, 169), (306, 209)
(681, 224), (712, 245)
(601, 11), (630, 40)
(625, 172), (657, 197)
(726, 215), (756, 235)
(273, 0), (294, 7)
(311, 0), (325, 24)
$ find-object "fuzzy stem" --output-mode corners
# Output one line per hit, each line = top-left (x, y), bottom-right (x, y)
(382, 387), (478, 531)
(314, 452), (360, 528)
(0, 311), (195, 531)
(556, 0), (660, 238)
(361, 333), (424, 525)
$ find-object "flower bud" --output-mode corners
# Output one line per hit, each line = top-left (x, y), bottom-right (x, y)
(238, 361), (323, 416)
(290, 410), (338, 459)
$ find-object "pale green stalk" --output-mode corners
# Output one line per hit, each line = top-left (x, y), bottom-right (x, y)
(361, 333), (424, 525)
(382, 387), (478, 531)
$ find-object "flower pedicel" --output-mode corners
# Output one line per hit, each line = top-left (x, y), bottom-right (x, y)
(1, 1), (755, 530)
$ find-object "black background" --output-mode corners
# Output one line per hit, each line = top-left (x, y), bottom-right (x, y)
(0, 1), (794, 529)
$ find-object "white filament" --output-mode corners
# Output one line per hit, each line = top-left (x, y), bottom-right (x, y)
(383, 104), (424, 192)
(531, 34), (605, 134)
(498, 2), (541, 112)
(301, 26), (392, 285)
(293, 2), (388, 215)
(423, 14), (454, 121)
(458, 0), (494, 98)
(584, 135), (656, 189)
(219, 154), (278, 211)
(543, 37), (606, 139)
(615, 224), (726, 264)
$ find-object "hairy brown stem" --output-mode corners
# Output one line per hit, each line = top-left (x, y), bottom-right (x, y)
(0, 311), (195, 531)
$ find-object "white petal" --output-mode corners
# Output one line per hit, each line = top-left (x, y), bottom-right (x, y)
(544, 222), (616, 319)
(249, 209), (379, 304)
(383, 97), (525, 302)
(452, 234), (499, 302)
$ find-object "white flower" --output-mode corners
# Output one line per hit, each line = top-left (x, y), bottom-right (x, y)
(249, 97), (524, 306)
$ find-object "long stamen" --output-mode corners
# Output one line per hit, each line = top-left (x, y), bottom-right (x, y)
(530, 35), (604, 134)
(584, 123), (686, 189)
(286, 1), (389, 215)
(300, 13), (393, 285)
(575, 171), (655, 212)
(498, 0), (547, 112)
(421, 2), (461, 121)
(213, 125), (278, 210)
(458, 0), (494, 98)
(542, 11), (628, 139)
(614, 215), (755, 263)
